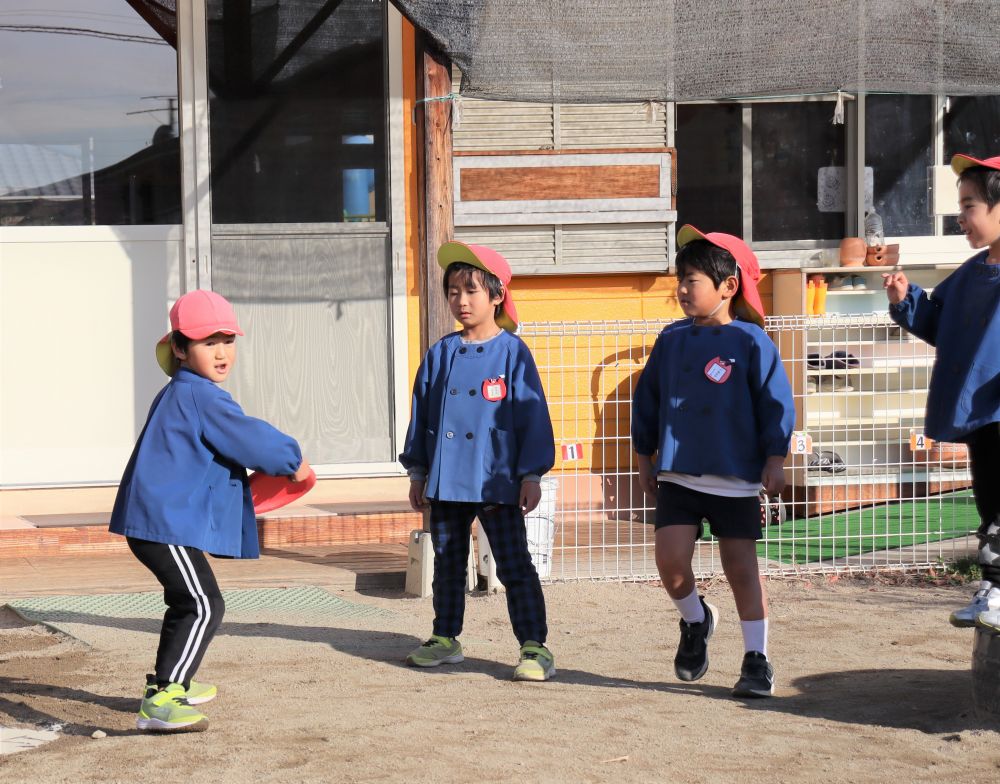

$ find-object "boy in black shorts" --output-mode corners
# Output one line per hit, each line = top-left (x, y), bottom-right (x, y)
(631, 226), (795, 697)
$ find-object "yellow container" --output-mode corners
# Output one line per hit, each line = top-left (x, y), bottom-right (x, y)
(814, 281), (828, 315)
(806, 281), (817, 315)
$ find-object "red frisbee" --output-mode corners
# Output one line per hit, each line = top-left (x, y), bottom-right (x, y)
(248, 468), (317, 514)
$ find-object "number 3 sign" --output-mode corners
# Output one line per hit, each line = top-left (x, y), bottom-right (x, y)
(790, 432), (813, 455)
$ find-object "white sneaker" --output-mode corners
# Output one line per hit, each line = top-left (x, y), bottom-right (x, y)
(977, 608), (1000, 633)
(949, 581), (1000, 627)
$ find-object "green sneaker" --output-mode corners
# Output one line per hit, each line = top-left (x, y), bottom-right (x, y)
(405, 635), (464, 667)
(513, 641), (555, 681)
(143, 674), (217, 705)
(137, 682), (208, 732)
(184, 680), (217, 705)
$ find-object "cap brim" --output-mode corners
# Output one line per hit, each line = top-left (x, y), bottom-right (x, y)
(156, 333), (178, 377)
(437, 241), (519, 332)
(676, 224), (708, 248)
(249, 468), (317, 514)
(952, 154), (983, 175)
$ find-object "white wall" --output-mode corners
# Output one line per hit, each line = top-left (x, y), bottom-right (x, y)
(0, 226), (181, 486)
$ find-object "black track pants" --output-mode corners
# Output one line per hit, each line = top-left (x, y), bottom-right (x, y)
(968, 423), (1000, 583)
(127, 537), (225, 689)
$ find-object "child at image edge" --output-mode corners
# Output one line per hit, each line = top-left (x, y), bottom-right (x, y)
(632, 226), (795, 698)
(399, 241), (557, 681)
(110, 290), (311, 732)
(884, 153), (1000, 633)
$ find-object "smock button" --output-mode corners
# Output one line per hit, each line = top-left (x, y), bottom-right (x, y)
(459, 347), (467, 354)
(449, 388), (457, 395)
(691, 328), (700, 336)
(678, 403), (687, 411)
(476, 346), (484, 353)
(713, 328), (721, 335)
(682, 365), (692, 372)
(469, 389), (476, 396)
(445, 431), (454, 439)
(465, 432), (474, 439)
(702, 406), (712, 415)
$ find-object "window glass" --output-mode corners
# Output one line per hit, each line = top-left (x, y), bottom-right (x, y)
(206, 0), (387, 224)
(865, 95), (933, 237)
(675, 104), (743, 236)
(944, 96), (1000, 235)
(751, 102), (846, 242)
(0, 0), (180, 226)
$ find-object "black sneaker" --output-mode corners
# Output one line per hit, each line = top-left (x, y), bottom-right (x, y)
(674, 598), (718, 681)
(732, 651), (774, 698)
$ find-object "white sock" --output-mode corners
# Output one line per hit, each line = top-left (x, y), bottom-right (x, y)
(672, 588), (705, 624)
(740, 619), (769, 656)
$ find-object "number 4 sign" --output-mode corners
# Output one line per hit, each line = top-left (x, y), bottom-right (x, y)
(910, 432), (934, 451)
(790, 431), (813, 454)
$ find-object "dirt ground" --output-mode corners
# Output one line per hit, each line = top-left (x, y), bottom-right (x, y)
(2, 577), (999, 784)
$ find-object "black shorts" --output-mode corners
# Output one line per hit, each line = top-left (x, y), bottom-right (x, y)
(654, 481), (763, 540)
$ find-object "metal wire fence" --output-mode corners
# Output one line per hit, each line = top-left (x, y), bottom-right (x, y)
(520, 314), (979, 582)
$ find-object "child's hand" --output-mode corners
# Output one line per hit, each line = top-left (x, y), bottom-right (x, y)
(408, 480), (429, 512)
(519, 480), (542, 515)
(882, 271), (908, 305)
(761, 456), (786, 497)
(637, 454), (657, 497)
(291, 458), (312, 483)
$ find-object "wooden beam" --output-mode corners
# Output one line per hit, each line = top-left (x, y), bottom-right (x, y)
(460, 165), (661, 201)
(419, 37), (455, 348)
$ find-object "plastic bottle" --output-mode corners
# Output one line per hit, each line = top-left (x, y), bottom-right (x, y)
(864, 209), (884, 247)
(806, 280), (817, 315)
(814, 279), (828, 315)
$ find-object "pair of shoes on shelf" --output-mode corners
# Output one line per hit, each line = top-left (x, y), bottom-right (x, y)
(673, 599), (774, 697)
(406, 635), (556, 681)
(950, 581), (1000, 628)
(827, 274), (867, 291)
(807, 351), (860, 371)
(806, 375), (854, 393)
(807, 450), (846, 473)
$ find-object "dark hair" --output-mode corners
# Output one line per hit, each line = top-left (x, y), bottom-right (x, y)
(958, 165), (1000, 209)
(443, 261), (505, 317)
(170, 331), (192, 352)
(675, 239), (739, 288)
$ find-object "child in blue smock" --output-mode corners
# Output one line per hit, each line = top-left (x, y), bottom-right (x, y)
(632, 226), (795, 698)
(110, 289), (310, 732)
(884, 153), (1000, 632)
(399, 241), (556, 681)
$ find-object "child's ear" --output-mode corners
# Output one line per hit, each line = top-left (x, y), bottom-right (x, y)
(721, 275), (740, 298)
(171, 343), (186, 361)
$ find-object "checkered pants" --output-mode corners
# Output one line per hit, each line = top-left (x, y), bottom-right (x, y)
(429, 501), (547, 645)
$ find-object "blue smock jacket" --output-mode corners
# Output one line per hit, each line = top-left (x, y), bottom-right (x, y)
(889, 250), (1000, 442)
(399, 331), (555, 505)
(631, 319), (795, 482)
(109, 368), (302, 558)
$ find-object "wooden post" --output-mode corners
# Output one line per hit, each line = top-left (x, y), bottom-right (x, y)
(418, 36), (455, 350)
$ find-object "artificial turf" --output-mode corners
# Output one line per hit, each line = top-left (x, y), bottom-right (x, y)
(757, 490), (979, 564)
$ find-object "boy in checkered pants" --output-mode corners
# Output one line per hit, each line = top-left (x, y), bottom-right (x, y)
(400, 241), (556, 681)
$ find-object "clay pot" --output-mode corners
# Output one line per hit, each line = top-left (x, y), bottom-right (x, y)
(839, 237), (866, 267)
(864, 243), (900, 266)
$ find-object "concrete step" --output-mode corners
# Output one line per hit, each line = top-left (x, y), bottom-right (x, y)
(0, 501), (422, 559)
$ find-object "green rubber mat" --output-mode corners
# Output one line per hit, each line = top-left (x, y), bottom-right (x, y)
(758, 490), (979, 564)
(7, 586), (394, 626)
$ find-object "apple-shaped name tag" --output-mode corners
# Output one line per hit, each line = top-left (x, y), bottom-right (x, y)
(704, 356), (733, 384)
(482, 376), (507, 401)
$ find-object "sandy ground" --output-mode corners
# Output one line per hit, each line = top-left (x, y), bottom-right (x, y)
(2, 578), (999, 784)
